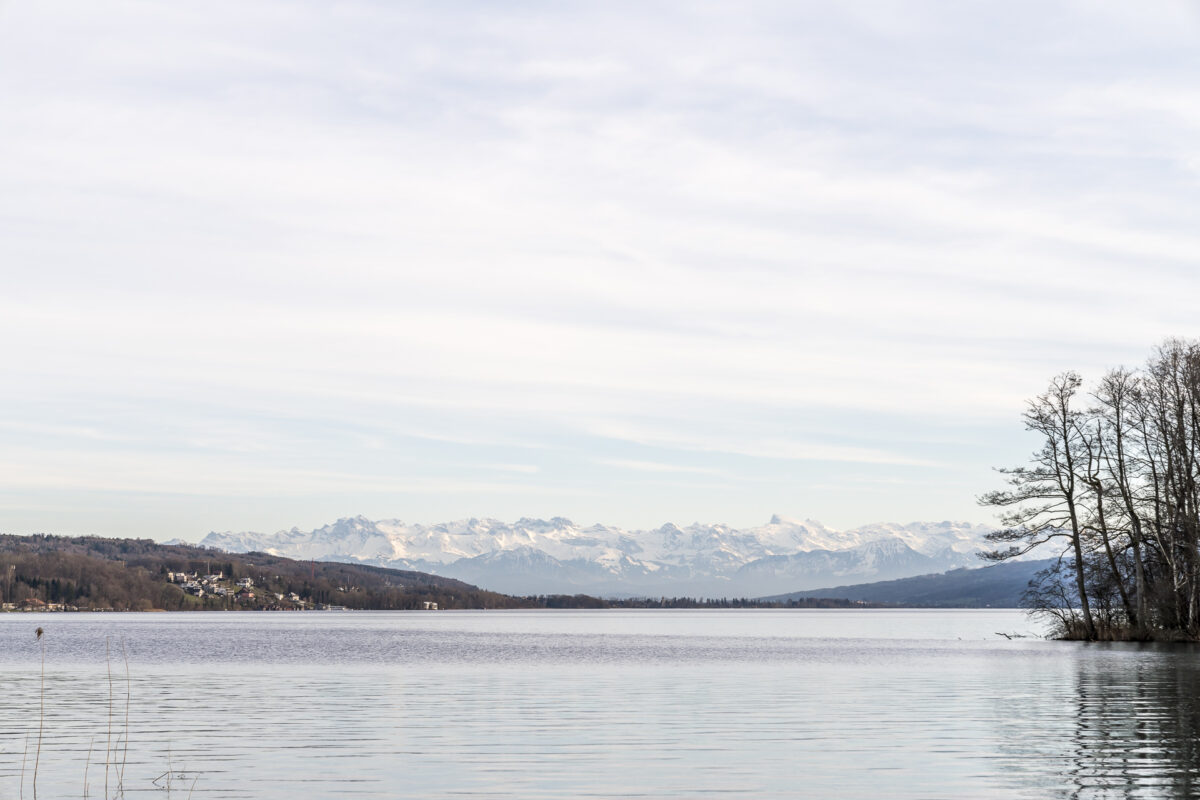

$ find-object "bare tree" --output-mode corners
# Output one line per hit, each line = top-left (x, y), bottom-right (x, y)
(983, 341), (1200, 639)
(1077, 417), (1135, 628)
(1092, 367), (1150, 634)
(1141, 340), (1200, 632)
(980, 372), (1096, 639)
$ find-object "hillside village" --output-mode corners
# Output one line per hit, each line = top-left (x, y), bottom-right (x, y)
(2, 569), (341, 612)
(167, 570), (308, 607)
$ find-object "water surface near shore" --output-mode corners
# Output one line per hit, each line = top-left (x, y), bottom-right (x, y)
(1, 609), (1196, 798)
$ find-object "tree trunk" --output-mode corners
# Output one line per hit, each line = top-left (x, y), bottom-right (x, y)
(1089, 482), (1135, 626)
(1067, 504), (1096, 639)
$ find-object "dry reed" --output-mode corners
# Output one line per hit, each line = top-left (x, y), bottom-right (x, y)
(120, 639), (130, 795)
(12, 626), (191, 799)
(105, 637), (112, 800)
(83, 736), (95, 799)
(20, 735), (28, 800)
(33, 627), (43, 799)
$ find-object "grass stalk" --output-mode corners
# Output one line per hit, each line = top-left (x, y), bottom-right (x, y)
(33, 628), (43, 800)
(83, 735), (95, 799)
(14, 631), (193, 800)
(105, 638), (112, 800)
(20, 735), (28, 800)
(120, 640), (130, 798)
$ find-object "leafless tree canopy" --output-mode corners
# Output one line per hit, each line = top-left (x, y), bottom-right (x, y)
(982, 339), (1200, 640)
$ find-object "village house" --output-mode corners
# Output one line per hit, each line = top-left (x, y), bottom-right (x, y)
(237, 577), (254, 588)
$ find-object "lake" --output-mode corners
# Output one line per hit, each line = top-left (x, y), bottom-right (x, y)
(0, 609), (1197, 798)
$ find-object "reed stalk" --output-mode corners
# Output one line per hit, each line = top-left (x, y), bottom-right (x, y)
(83, 736), (95, 799)
(33, 628), (43, 800)
(12, 629), (196, 799)
(105, 638), (112, 800)
(20, 735), (28, 800)
(120, 640), (130, 797)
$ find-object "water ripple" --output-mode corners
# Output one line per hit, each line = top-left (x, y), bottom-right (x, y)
(0, 610), (1196, 799)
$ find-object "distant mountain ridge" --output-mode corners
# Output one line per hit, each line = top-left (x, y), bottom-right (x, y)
(764, 558), (1059, 608)
(197, 516), (996, 598)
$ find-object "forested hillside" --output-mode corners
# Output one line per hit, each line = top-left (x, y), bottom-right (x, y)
(0, 534), (529, 611)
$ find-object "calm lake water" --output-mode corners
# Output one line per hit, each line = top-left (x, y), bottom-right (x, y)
(0, 609), (1197, 799)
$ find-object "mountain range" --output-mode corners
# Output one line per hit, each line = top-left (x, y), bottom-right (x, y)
(197, 515), (998, 598)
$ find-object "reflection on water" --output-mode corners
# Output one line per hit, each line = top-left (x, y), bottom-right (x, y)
(0, 611), (1197, 799)
(1061, 647), (1200, 798)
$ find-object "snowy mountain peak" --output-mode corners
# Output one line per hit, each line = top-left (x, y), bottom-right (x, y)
(196, 516), (995, 598)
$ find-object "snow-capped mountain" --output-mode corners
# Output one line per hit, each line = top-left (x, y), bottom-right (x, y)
(196, 515), (996, 598)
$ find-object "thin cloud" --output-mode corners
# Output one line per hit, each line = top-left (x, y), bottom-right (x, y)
(597, 459), (726, 476)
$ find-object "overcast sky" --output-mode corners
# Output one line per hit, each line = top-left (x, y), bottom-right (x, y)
(3, 1), (1200, 539)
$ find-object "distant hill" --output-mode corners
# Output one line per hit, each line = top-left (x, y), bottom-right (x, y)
(0, 534), (538, 611)
(762, 558), (1059, 608)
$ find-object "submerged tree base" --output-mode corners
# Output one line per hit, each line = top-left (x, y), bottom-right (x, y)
(1048, 617), (1200, 643)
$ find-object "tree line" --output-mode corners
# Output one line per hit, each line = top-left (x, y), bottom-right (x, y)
(982, 339), (1200, 640)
